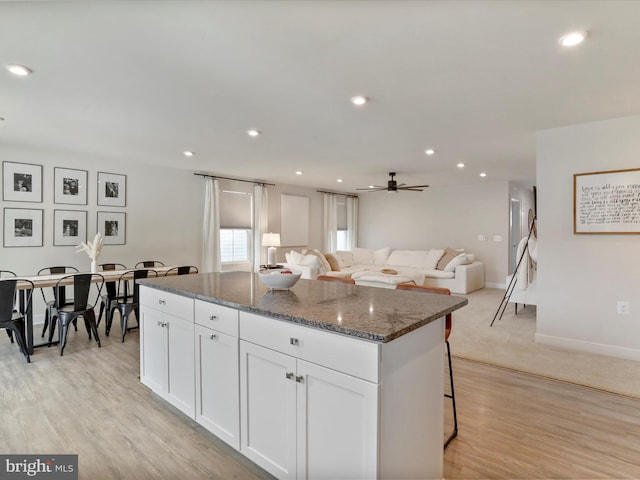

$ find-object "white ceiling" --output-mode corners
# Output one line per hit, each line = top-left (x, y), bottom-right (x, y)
(2, 1), (640, 193)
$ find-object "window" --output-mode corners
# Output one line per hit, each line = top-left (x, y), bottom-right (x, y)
(220, 228), (251, 263)
(336, 199), (348, 250)
(336, 230), (348, 251)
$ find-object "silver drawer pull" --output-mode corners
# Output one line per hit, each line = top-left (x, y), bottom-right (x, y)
(290, 337), (299, 346)
(295, 375), (304, 383)
(158, 299), (166, 305)
(209, 334), (217, 340)
(209, 315), (218, 320)
(285, 372), (294, 380)
(157, 321), (167, 327)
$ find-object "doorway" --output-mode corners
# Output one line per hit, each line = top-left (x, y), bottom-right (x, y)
(510, 198), (521, 274)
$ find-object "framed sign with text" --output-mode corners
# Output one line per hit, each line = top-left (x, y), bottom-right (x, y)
(574, 168), (640, 234)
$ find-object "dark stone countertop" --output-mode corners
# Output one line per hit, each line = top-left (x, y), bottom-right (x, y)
(138, 271), (468, 343)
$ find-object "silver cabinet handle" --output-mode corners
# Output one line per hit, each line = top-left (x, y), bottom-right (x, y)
(295, 375), (304, 383)
(209, 334), (217, 340)
(209, 314), (218, 320)
(157, 321), (167, 327)
(285, 372), (294, 380)
(158, 299), (166, 305)
(290, 337), (299, 346)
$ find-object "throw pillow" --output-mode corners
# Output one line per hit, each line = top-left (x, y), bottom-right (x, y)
(373, 247), (391, 265)
(424, 249), (445, 270)
(336, 250), (354, 267)
(308, 249), (332, 272)
(436, 248), (461, 270)
(444, 253), (471, 272)
(352, 248), (374, 265)
(325, 253), (341, 271)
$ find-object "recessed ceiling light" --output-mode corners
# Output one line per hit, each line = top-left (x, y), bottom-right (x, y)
(425, 149), (436, 156)
(457, 163), (465, 168)
(247, 129), (261, 137)
(6, 64), (32, 76)
(296, 171), (303, 175)
(350, 95), (368, 106)
(480, 172), (487, 177)
(183, 151), (195, 157)
(559, 31), (586, 47)
(337, 178), (343, 183)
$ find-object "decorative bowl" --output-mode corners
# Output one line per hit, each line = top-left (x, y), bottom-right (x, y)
(258, 269), (302, 290)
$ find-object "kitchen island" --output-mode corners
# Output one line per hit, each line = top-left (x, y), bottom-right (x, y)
(138, 271), (467, 480)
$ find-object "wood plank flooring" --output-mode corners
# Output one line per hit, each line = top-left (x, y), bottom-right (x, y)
(2, 323), (640, 479)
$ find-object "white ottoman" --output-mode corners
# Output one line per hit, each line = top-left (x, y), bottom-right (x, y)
(351, 271), (415, 289)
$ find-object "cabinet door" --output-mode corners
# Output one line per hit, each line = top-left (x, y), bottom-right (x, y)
(195, 325), (239, 449)
(297, 359), (378, 480)
(165, 313), (195, 417)
(240, 341), (297, 479)
(139, 305), (166, 394)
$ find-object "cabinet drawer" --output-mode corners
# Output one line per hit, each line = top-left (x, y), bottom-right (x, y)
(240, 312), (379, 383)
(194, 300), (239, 337)
(140, 286), (194, 320)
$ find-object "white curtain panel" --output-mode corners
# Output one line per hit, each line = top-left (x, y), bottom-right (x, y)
(253, 184), (269, 271)
(202, 178), (222, 272)
(323, 193), (338, 253)
(346, 195), (358, 250)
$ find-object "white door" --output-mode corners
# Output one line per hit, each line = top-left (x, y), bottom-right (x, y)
(296, 360), (378, 480)
(165, 313), (195, 417)
(195, 325), (240, 449)
(240, 341), (297, 479)
(139, 306), (166, 394)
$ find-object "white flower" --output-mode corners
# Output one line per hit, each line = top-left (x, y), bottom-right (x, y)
(76, 232), (104, 261)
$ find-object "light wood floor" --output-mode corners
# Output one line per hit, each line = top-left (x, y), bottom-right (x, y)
(2, 324), (640, 479)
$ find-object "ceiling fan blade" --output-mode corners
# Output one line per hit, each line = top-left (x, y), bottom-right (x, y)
(356, 186), (387, 192)
(396, 183), (406, 188)
(398, 186), (428, 191)
(404, 184), (430, 189)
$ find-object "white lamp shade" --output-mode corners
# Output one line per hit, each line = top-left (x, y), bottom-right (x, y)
(262, 233), (281, 247)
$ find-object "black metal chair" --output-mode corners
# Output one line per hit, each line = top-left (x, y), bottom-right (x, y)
(97, 263), (128, 326)
(38, 266), (79, 338)
(0, 278), (35, 363)
(48, 273), (104, 356)
(134, 261), (165, 268)
(397, 283), (458, 449)
(164, 265), (198, 276)
(107, 269), (157, 342)
(1, 270), (17, 343)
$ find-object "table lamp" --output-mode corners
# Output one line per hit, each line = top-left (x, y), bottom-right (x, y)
(262, 233), (281, 267)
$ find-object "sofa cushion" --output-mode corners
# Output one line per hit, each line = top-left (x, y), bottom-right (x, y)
(387, 250), (428, 268)
(436, 248), (462, 270)
(325, 253), (341, 271)
(424, 269), (455, 279)
(373, 247), (391, 265)
(352, 248), (374, 265)
(336, 250), (354, 267)
(289, 250), (321, 268)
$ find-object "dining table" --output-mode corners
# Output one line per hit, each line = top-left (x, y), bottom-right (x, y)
(14, 266), (183, 355)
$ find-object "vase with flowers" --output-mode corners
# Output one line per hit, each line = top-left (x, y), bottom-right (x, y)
(76, 232), (104, 273)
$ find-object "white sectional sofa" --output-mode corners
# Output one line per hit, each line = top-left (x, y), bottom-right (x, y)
(284, 247), (485, 294)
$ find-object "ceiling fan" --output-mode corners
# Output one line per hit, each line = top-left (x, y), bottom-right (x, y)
(356, 172), (429, 192)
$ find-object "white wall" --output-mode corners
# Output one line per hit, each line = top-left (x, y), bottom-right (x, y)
(536, 114), (640, 361)
(1, 144), (202, 319)
(358, 181), (511, 287)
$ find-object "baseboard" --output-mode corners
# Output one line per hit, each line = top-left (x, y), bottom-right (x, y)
(535, 333), (640, 362)
(485, 282), (505, 289)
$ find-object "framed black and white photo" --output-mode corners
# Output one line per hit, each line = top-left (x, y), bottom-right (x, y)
(3, 208), (43, 247)
(97, 211), (126, 245)
(54, 209), (87, 246)
(54, 167), (88, 205)
(2, 161), (43, 203)
(97, 172), (126, 207)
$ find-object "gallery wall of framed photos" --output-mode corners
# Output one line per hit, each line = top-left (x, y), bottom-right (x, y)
(2, 161), (127, 248)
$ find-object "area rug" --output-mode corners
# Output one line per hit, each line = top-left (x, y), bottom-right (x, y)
(449, 288), (640, 399)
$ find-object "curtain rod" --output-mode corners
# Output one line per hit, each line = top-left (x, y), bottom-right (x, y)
(316, 189), (359, 198)
(194, 172), (275, 187)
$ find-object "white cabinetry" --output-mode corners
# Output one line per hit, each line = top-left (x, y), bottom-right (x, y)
(239, 312), (378, 480)
(139, 286), (195, 417)
(194, 300), (240, 449)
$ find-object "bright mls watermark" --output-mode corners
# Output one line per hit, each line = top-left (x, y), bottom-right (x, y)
(0, 455), (77, 479)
